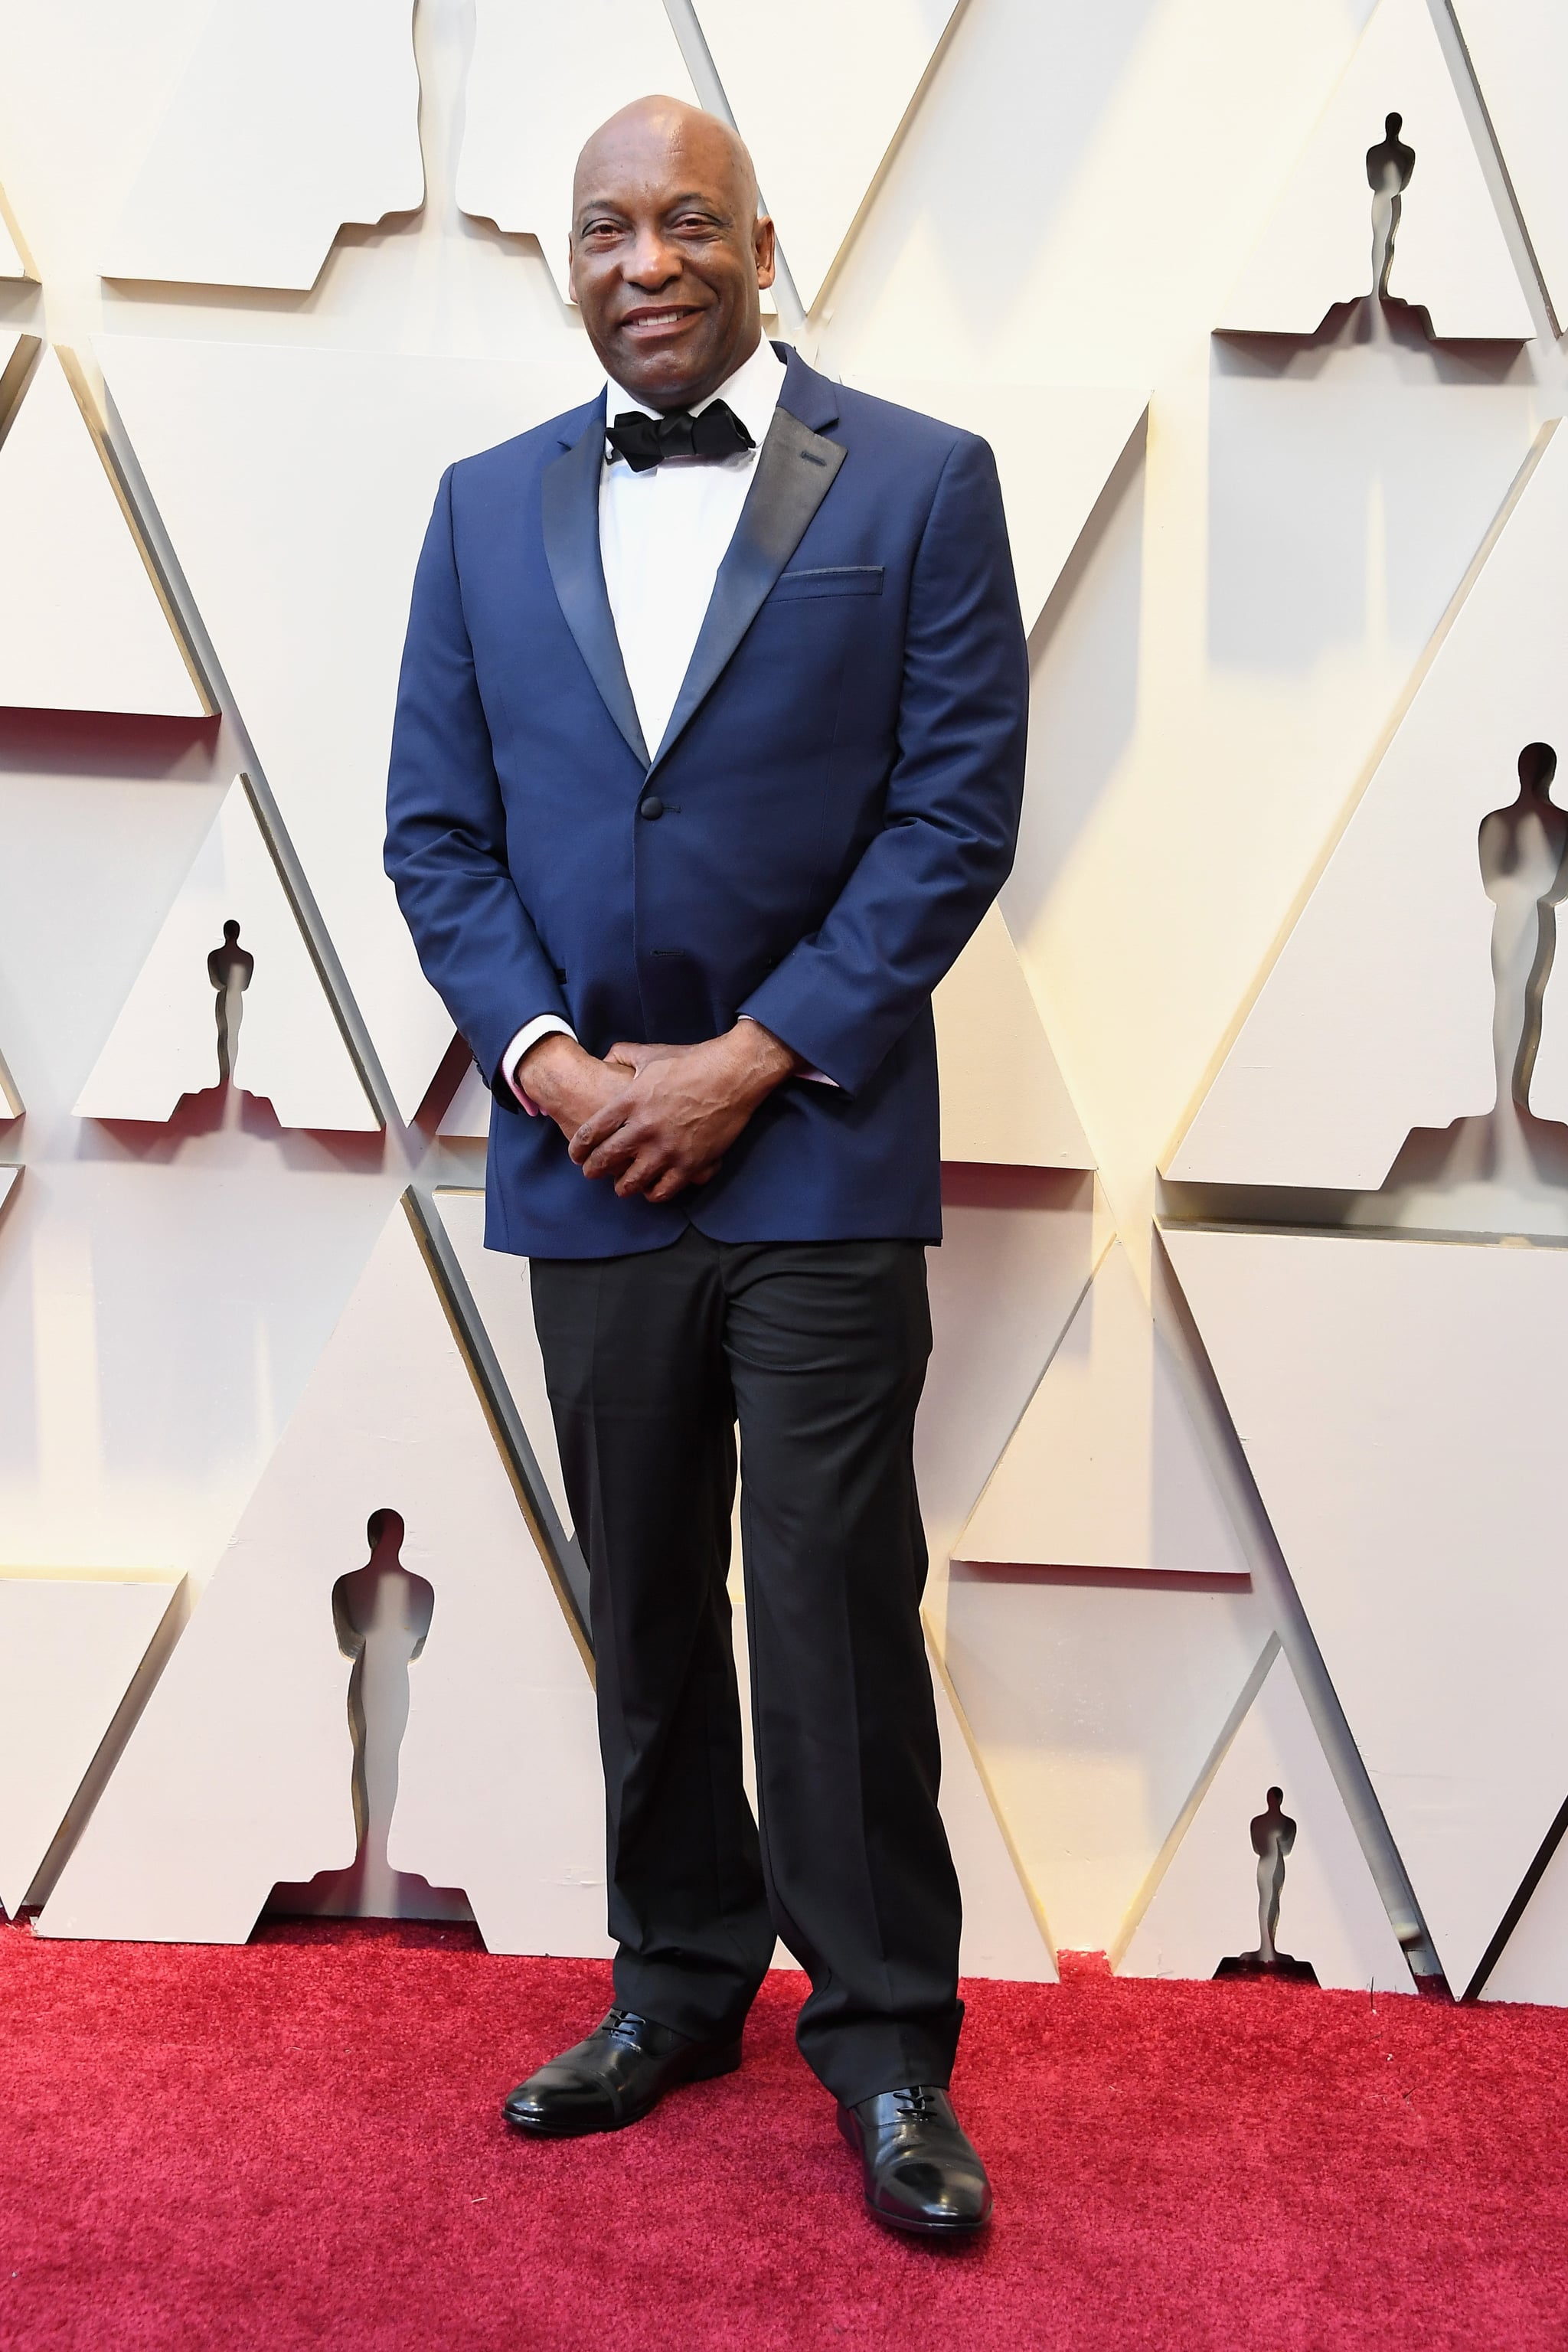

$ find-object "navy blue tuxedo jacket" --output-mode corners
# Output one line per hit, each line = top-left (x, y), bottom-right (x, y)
(385, 346), (1029, 1259)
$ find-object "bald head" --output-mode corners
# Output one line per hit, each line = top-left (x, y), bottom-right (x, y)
(567, 94), (775, 413)
(573, 95), (759, 227)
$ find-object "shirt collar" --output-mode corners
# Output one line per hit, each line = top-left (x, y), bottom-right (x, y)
(604, 334), (787, 452)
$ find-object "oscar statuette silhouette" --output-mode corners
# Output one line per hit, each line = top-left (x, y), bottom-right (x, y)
(1216, 1787), (1319, 1982)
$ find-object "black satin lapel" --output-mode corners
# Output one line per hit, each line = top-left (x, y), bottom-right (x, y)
(541, 417), (649, 769)
(650, 409), (847, 772)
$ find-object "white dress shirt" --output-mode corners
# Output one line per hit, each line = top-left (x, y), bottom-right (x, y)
(505, 335), (788, 1100)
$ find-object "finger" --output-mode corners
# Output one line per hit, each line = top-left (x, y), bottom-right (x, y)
(614, 1149), (675, 1199)
(644, 1165), (694, 1203)
(581, 1111), (656, 1178)
(569, 1101), (633, 1165)
(580, 1129), (642, 1180)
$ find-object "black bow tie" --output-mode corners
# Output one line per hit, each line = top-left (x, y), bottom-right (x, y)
(606, 399), (755, 473)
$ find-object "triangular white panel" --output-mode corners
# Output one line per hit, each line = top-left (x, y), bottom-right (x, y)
(1165, 1223), (1568, 1996)
(438, 1057), (492, 1142)
(942, 1562), (1275, 1949)
(1116, 1640), (1410, 1992)
(849, 378), (1146, 634)
(458, 0), (701, 302)
(955, 1240), (1251, 1579)
(1481, 1820), (1568, 2005)
(40, 1199), (607, 1954)
(96, 338), (596, 1120)
(0, 1574), (181, 1916)
(0, 192), (32, 279)
(1168, 423), (1566, 1190)
(0, 348), (205, 717)
(429, 1187), (572, 1539)
(694, 0), (959, 311)
(74, 778), (379, 1133)
(0, 1047), (19, 1122)
(935, 906), (1093, 1168)
(1218, 0), (1532, 339)
(1454, 2), (1568, 332)
(103, 0), (423, 290)
(926, 1636), (1057, 1981)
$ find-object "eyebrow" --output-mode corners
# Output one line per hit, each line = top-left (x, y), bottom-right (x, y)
(575, 189), (732, 222)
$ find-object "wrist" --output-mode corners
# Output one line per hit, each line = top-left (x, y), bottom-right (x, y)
(518, 1031), (592, 1116)
(727, 1019), (801, 1102)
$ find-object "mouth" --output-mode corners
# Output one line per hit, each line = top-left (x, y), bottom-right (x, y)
(617, 305), (704, 341)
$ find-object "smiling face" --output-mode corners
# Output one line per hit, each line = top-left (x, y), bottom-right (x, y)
(568, 97), (776, 413)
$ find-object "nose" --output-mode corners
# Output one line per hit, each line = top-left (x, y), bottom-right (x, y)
(624, 226), (681, 289)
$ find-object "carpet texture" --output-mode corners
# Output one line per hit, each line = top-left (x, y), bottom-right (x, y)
(3, 1920), (1566, 2350)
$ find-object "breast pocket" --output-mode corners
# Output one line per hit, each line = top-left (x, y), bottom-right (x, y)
(769, 564), (885, 603)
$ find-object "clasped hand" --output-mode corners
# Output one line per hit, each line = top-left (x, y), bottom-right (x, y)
(518, 1024), (801, 1203)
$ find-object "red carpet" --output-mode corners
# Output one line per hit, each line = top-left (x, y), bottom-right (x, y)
(3, 1920), (1566, 2350)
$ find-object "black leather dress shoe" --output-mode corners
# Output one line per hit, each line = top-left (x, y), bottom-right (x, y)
(838, 2086), (993, 2235)
(503, 2007), (741, 2138)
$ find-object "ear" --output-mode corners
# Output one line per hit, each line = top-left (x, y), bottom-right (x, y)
(753, 211), (776, 292)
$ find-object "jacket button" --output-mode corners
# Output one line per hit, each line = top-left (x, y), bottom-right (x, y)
(639, 794), (664, 820)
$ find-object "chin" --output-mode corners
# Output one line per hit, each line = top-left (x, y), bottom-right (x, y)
(621, 354), (713, 402)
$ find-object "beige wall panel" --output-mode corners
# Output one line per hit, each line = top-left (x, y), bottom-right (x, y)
(74, 776), (378, 1133)
(848, 377), (1147, 633)
(1169, 423), (1566, 1190)
(1218, 0), (1533, 338)
(1454, 0), (1568, 331)
(103, 0), (423, 290)
(1479, 1828), (1568, 2005)
(0, 189), (31, 278)
(935, 903), (1093, 1168)
(926, 1635), (1057, 1981)
(0, 1571), (180, 1916)
(955, 1240), (1251, 1579)
(942, 1570), (1274, 1952)
(437, 1057), (492, 1142)
(1166, 1223), (1568, 1995)
(39, 1199), (606, 1952)
(458, 0), (700, 302)
(692, 0), (959, 311)
(429, 1187), (571, 1540)
(0, 348), (204, 718)
(919, 1168), (1099, 1577)
(1116, 1638), (1410, 1991)
(96, 338), (596, 1122)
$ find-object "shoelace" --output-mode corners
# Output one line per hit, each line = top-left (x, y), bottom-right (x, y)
(603, 2007), (654, 2048)
(889, 2086), (945, 2122)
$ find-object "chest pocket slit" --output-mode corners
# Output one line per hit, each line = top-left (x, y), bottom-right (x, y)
(769, 565), (884, 603)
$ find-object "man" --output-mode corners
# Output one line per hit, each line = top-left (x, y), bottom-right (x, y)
(385, 96), (1027, 2236)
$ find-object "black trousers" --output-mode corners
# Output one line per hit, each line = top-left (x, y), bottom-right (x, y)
(529, 1227), (963, 2105)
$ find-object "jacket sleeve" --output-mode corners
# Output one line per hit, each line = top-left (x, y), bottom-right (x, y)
(384, 464), (568, 1107)
(736, 431), (1029, 1095)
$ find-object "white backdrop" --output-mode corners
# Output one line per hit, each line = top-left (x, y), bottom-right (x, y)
(1, 0), (1563, 2004)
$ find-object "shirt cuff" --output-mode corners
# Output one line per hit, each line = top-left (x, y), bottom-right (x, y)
(504, 1015), (578, 1115)
(737, 1013), (837, 1086)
